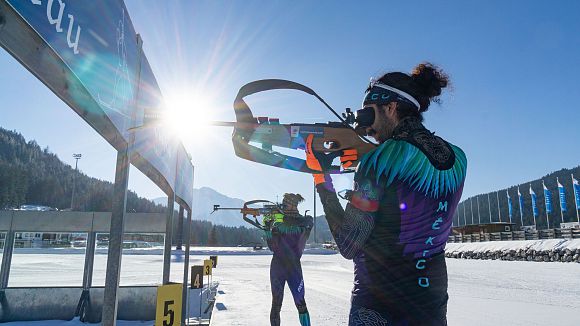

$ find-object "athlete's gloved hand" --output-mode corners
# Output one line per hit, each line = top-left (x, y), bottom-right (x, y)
(305, 134), (333, 185)
(340, 149), (358, 170)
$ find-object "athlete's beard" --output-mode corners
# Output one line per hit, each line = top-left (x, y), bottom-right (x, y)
(373, 110), (398, 144)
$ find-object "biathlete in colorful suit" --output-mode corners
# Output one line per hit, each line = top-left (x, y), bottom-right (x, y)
(306, 63), (467, 326)
(264, 193), (313, 326)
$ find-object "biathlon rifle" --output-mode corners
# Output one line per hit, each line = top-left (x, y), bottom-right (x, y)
(212, 79), (377, 174)
(211, 200), (283, 231)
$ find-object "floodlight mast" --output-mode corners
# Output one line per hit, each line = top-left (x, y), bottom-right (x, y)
(71, 153), (82, 210)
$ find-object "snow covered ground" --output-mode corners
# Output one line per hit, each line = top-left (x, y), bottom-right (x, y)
(3, 246), (580, 325)
(209, 254), (580, 326)
(446, 238), (580, 253)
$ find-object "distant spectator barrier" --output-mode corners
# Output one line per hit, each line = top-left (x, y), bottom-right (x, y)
(445, 244), (580, 263)
(448, 228), (580, 244)
(446, 228), (580, 263)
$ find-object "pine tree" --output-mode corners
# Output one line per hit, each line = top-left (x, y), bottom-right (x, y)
(208, 226), (218, 246)
(0, 127), (280, 246)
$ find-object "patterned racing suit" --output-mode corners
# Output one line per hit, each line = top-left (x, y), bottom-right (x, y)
(265, 212), (313, 326)
(316, 117), (467, 326)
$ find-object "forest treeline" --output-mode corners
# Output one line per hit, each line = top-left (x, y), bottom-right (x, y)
(0, 127), (264, 246)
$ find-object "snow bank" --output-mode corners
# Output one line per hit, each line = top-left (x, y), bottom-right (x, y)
(446, 239), (580, 252)
(446, 239), (580, 263)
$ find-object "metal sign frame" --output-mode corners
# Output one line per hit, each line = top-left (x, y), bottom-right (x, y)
(0, 1), (195, 324)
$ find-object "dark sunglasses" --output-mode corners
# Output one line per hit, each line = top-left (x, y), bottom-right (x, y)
(354, 106), (375, 134)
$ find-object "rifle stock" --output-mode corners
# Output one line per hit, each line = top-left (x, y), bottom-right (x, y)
(212, 120), (375, 173)
(212, 200), (282, 230)
(214, 78), (377, 174)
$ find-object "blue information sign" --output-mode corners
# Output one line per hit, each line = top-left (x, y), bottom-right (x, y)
(4, 0), (194, 208)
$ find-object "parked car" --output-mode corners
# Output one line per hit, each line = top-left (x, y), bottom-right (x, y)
(18, 204), (58, 211)
(123, 241), (154, 249)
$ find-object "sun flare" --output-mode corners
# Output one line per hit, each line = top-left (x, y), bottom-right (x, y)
(162, 90), (214, 143)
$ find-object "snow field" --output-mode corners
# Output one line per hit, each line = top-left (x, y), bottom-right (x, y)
(2, 247), (580, 325)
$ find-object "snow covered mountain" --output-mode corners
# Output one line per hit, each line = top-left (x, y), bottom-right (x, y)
(153, 187), (247, 227)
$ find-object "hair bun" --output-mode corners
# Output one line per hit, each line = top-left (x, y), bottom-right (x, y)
(411, 62), (449, 105)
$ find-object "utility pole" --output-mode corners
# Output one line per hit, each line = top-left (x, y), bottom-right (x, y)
(470, 198), (474, 225)
(496, 191), (502, 223)
(487, 193), (492, 223)
(573, 174), (580, 224)
(71, 153), (82, 210)
(463, 201), (467, 226)
(476, 196), (481, 224)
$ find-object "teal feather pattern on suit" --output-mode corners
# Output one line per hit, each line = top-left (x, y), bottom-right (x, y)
(358, 140), (467, 198)
(263, 223), (308, 240)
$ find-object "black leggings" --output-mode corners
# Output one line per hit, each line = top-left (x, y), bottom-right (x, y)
(269, 255), (308, 325)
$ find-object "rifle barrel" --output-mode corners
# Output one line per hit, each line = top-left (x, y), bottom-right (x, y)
(209, 121), (279, 129)
(209, 121), (237, 127)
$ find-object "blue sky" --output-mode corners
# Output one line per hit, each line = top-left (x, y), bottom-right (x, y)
(1, 1), (579, 212)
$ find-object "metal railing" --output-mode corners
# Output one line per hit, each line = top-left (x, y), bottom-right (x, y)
(0, 210), (170, 322)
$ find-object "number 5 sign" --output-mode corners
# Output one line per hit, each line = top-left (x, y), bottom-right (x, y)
(155, 283), (183, 326)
